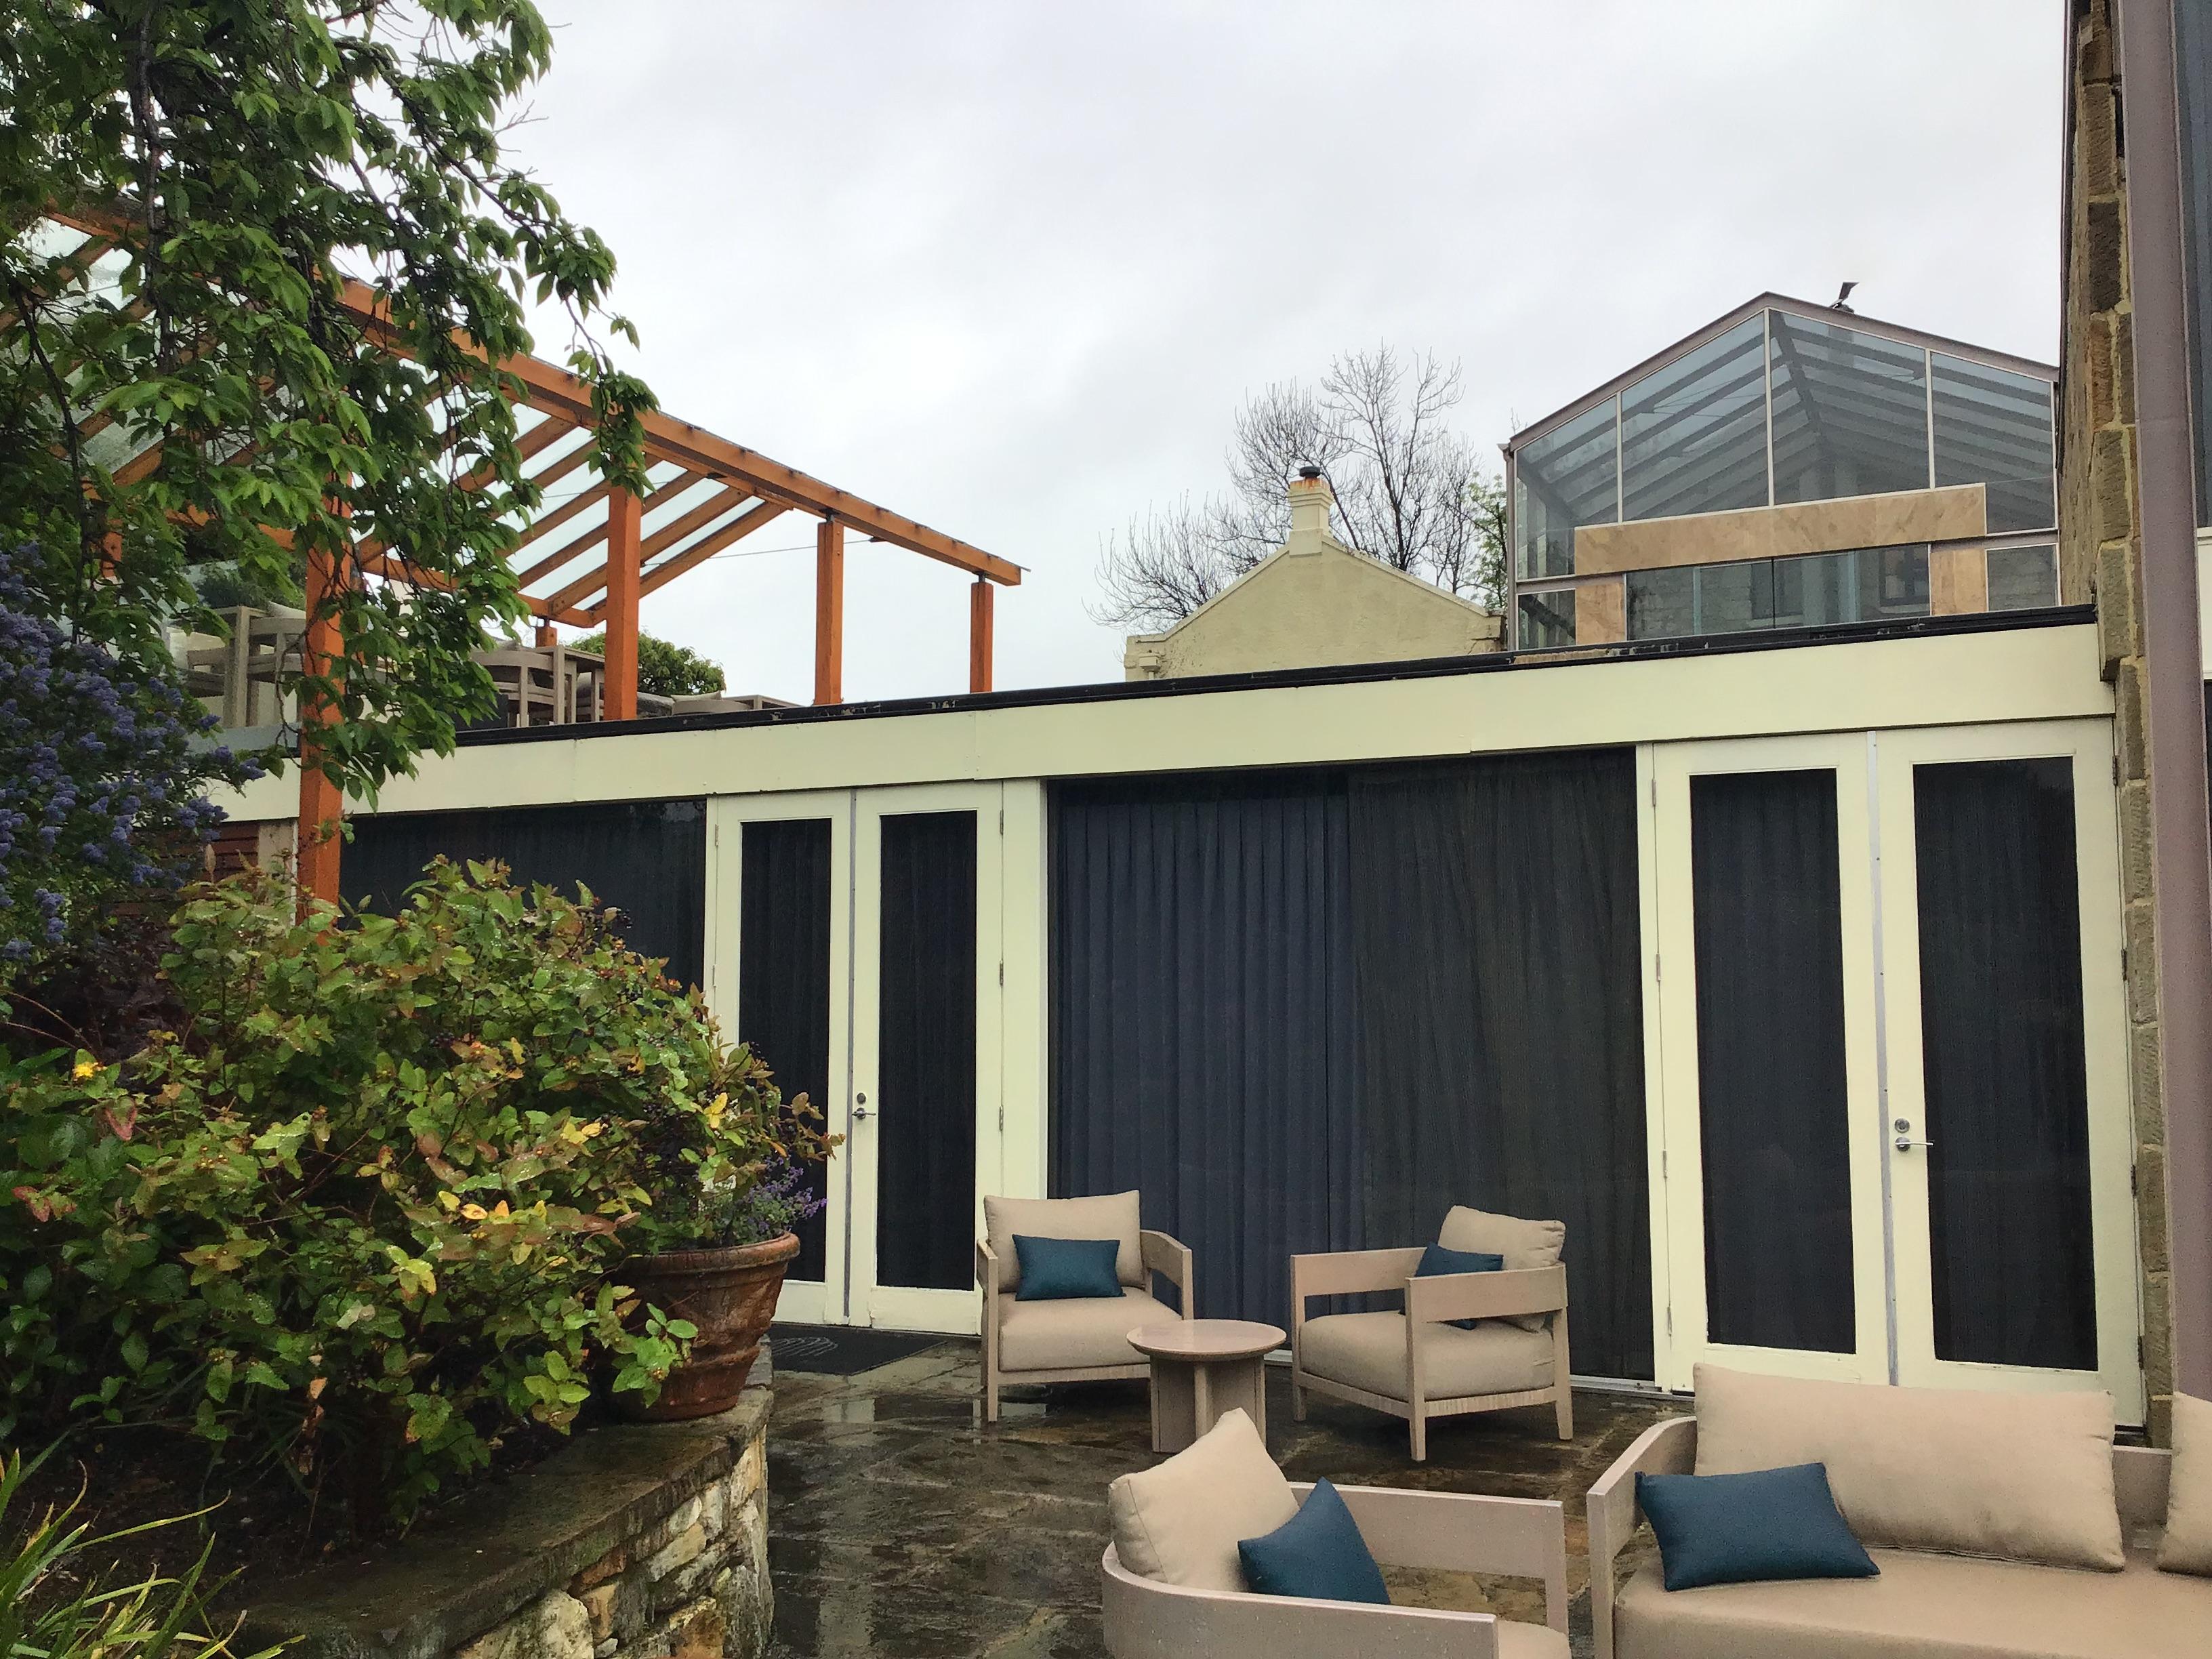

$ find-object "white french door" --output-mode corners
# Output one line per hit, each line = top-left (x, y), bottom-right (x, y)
(707, 783), (1007, 1335)
(1647, 722), (2140, 1418)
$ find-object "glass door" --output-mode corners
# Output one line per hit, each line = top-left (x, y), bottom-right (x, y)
(848, 785), (1005, 1332)
(1649, 722), (2142, 1418)
(1650, 735), (1891, 1385)
(1873, 722), (2140, 1416)
(712, 784), (1006, 1334)
(708, 791), (850, 1329)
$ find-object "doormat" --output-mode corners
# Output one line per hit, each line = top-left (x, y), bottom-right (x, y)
(767, 1324), (951, 1376)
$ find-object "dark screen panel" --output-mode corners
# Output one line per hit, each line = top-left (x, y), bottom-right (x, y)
(1349, 750), (1652, 1380)
(739, 819), (834, 1283)
(875, 813), (978, 1292)
(1689, 769), (1857, 1353)
(346, 800), (705, 988)
(1913, 759), (2096, 1370)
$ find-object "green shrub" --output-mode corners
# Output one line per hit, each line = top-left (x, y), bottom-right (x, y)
(0, 861), (825, 1525)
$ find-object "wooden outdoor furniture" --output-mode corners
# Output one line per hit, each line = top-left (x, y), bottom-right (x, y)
(1128, 1319), (1284, 1454)
(976, 1191), (1193, 1424)
(1290, 1209), (1573, 1461)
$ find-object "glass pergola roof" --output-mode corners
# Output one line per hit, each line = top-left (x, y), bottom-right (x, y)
(1507, 295), (2057, 581)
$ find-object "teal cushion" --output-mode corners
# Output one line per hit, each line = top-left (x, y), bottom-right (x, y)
(1012, 1234), (1122, 1300)
(1636, 1463), (1879, 1591)
(1416, 1242), (1504, 1330)
(1238, 1479), (1391, 1605)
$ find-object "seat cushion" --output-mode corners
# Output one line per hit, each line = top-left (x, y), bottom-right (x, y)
(1692, 1364), (2123, 1570)
(985, 1191), (1142, 1292)
(1299, 1311), (1554, 1403)
(1437, 1207), (1564, 1332)
(1612, 1544), (2212, 1659)
(2160, 1390), (2212, 1576)
(1496, 1626), (1570, 1659)
(1109, 1408), (1298, 1592)
(998, 1286), (1168, 1372)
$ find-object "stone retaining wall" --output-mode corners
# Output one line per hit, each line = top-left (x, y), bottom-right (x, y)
(244, 1389), (773, 1659)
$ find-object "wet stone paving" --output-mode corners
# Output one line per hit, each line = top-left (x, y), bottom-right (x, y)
(761, 1338), (1673, 1659)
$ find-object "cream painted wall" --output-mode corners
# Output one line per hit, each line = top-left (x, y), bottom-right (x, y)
(1122, 538), (1500, 679)
(213, 622), (2113, 825)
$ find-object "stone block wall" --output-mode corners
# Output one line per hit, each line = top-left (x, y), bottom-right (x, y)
(245, 1390), (773, 1659)
(2064, 0), (2177, 1440)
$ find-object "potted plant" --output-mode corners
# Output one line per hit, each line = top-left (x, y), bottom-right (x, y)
(620, 1046), (835, 1421)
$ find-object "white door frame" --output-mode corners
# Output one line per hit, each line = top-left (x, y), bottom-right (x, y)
(848, 781), (1006, 1334)
(1647, 732), (1891, 1389)
(1871, 719), (2142, 1417)
(706, 789), (854, 1330)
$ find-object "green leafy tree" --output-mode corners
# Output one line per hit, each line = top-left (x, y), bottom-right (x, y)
(0, 1), (656, 799)
(569, 631), (726, 699)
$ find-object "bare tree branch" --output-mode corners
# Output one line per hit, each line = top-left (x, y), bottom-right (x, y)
(1097, 344), (1509, 629)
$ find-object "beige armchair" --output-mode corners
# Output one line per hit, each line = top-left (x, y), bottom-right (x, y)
(1290, 1208), (1572, 1461)
(977, 1191), (1193, 1423)
(1102, 1409), (1570, 1658)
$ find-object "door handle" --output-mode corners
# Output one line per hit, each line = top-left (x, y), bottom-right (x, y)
(852, 1092), (872, 1122)
(1893, 1135), (1933, 1151)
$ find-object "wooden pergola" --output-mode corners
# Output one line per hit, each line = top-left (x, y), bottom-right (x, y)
(30, 216), (1019, 903)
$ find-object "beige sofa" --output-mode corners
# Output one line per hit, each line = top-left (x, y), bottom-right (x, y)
(977, 1191), (1193, 1424)
(1103, 1408), (1570, 1658)
(1291, 1207), (1572, 1460)
(1587, 1365), (2211, 1659)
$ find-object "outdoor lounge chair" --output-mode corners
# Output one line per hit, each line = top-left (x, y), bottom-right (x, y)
(1290, 1206), (1572, 1460)
(977, 1191), (1193, 1424)
(1101, 1407), (1570, 1658)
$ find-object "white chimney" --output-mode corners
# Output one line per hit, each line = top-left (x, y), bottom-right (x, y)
(1286, 466), (1333, 555)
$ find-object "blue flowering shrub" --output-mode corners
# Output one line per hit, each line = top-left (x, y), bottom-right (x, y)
(0, 544), (260, 1031)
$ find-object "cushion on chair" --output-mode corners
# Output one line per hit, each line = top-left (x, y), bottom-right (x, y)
(1636, 1464), (1877, 1591)
(1298, 1311), (1554, 1402)
(1612, 1542), (2211, 1659)
(985, 1191), (1142, 1293)
(1011, 1234), (1122, 1300)
(1437, 1207), (1564, 1332)
(1237, 1478), (1392, 1605)
(1692, 1364), (2124, 1570)
(1108, 1408), (1298, 1592)
(2160, 1391), (2212, 1576)
(998, 1286), (1171, 1372)
(1416, 1243), (1504, 1330)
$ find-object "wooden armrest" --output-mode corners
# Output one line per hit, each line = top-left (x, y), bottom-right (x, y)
(1404, 1265), (1565, 1326)
(1306, 1484), (1565, 1633)
(1103, 1547), (1504, 1658)
(975, 1237), (998, 1293)
(1586, 1416), (1694, 1659)
(1290, 1246), (1425, 1301)
(1139, 1230), (1193, 1313)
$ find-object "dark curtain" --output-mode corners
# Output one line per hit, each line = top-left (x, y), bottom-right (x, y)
(1349, 750), (1652, 1380)
(738, 819), (834, 1283)
(1048, 773), (1359, 1326)
(346, 800), (706, 988)
(1913, 759), (2097, 1370)
(876, 813), (979, 1292)
(1688, 770), (1856, 1354)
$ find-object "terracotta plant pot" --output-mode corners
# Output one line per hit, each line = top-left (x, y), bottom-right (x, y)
(619, 1231), (800, 1420)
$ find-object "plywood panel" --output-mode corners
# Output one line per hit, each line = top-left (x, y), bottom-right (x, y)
(1576, 485), (1990, 575)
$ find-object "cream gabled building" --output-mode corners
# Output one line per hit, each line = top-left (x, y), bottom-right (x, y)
(1122, 470), (1501, 680)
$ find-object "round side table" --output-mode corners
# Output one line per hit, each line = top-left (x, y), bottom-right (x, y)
(1128, 1318), (1286, 1454)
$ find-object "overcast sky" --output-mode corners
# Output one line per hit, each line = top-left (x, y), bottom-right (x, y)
(511, 1), (2064, 703)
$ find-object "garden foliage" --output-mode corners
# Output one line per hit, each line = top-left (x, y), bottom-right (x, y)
(0, 861), (827, 1525)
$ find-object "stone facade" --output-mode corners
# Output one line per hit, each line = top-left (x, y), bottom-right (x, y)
(244, 1391), (772, 1659)
(2062, 0), (2177, 1441)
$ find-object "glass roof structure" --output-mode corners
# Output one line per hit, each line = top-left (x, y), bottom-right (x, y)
(1508, 296), (2057, 581)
